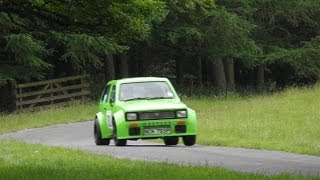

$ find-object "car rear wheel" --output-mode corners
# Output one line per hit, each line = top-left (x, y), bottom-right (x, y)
(94, 119), (110, 145)
(163, 136), (179, 145)
(112, 121), (127, 146)
(182, 135), (196, 146)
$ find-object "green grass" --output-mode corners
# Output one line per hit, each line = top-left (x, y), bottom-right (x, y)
(0, 87), (319, 179)
(0, 140), (314, 180)
(185, 85), (320, 156)
(0, 85), (319, 155)
(0, 101), (96, 134)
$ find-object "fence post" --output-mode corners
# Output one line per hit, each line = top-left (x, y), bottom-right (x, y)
(18, 83), (22, 111)
(81, 71), (87, 101)
(50, 82), (53, 105)
(10, 79), (17, 112)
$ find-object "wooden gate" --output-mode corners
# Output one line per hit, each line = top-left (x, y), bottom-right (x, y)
(16, 74), (90, 111)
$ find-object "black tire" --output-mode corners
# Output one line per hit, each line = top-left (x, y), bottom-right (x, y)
(182, 135), (196, 146)
(112, 120), (127, 146)
(163, 136), (179, 145)
(94, 119), (110, 145)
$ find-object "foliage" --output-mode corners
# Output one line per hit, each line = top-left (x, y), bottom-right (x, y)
(251, 0), (320, 57)
(0, 0), (166, 84)
(287, 36), (320, 79)
(202, 6), (260, 60)
(212, 0), (320, 85)
(58, 33), (127, 72)
(0, 0), (320, 88)
(0, 34), (51, 85)
(4, 34), (51, 70)
(145, 0), (261, 73)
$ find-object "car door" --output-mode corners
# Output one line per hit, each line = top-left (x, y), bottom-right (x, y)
(99, 85), (111, 112)
(99, 84), (113, 129)
(107, 85), (117, 127)
(104, 84), (116, 129)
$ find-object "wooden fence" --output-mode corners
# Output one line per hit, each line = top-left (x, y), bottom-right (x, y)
(15, 74), (90, 111)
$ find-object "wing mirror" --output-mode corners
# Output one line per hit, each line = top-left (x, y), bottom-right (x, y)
(110, 97), (115, 105)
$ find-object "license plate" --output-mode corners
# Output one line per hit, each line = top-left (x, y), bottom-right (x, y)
(144, 128), (170, 135)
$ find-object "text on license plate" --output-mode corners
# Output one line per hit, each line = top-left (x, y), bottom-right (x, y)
(144, 128), (170, 135)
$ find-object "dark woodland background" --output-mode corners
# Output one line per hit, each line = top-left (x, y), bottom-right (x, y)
(1, 0), (320, 99)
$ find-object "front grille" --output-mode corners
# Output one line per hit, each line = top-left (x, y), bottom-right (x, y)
(129, 127), (140, 136)
(175, 125), (186, 133)
(143, 121), (171, 126)
(139, 111), (175, 120)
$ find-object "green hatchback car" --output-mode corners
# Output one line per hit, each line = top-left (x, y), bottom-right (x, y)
(94, 77), (197, 146)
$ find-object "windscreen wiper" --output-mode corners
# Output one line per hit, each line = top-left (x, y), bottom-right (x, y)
(146, 96), (173, 100)
(124, 97), (148, 102)
(124, 97), (173, 101)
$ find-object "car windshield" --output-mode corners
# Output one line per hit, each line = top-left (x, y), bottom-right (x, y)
(119, 81), (175, 101)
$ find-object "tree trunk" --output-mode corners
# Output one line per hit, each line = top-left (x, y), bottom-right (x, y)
(120, 52), (129, 78)
(205, 59), (212, 83)
(0, 80), (16, 113)
(196, 41), (203, 87)
(197, 55), (203, 87)
(176, 57), (183, 86)
(257, 65), (265, 92)
(223, 58), (235, 91)
(234, 61), (241, 85)
(211, 57), (227, 93)
(104, 54), (115, 82)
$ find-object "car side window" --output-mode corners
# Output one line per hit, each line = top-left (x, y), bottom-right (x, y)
(110, 85), (116, 103)
(101, 85), (111, 103)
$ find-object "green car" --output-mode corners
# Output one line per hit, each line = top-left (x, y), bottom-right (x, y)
(94, 77), (197, 146)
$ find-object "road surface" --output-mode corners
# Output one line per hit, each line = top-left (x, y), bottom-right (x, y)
(1, 121), (320, 176)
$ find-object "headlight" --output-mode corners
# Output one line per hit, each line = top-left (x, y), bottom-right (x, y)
(176, 110), (187, 118)
(126, 113), (137, 120)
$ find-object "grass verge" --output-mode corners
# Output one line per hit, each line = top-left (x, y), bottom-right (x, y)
(0, 101), (96, 134)
(0, 140), (315, 180)
(187, 85), (320, 156)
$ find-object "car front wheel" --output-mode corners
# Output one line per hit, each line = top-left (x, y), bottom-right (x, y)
(182, 135), (196, 146)
(112, 121), (127, 146)
(94, 119), (110, 145)
(163, 137), (179, 145)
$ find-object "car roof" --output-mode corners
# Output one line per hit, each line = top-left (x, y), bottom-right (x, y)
(107, 77), (170, 85)
(117, 77), (169, 84)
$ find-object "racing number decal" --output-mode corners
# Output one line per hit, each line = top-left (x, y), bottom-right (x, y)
(106, 111), (113, 129)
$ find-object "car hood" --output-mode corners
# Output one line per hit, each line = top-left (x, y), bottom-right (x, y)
(118, 99), (187, 112)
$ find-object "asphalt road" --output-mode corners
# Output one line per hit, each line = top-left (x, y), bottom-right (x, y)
(1, 121), (320, 176)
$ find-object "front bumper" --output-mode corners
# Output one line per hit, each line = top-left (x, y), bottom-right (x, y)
(117, 119), (197, 139)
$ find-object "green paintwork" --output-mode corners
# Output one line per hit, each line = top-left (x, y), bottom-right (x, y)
(95, 77), (197, 140)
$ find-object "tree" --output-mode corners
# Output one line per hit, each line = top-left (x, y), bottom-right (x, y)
(220, 0), (320, 89)
(0, 0), (166, 84)
(146, 0), (258, 92)
(252, 0), (320, 87)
